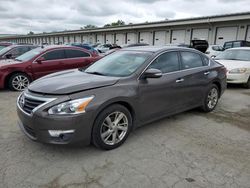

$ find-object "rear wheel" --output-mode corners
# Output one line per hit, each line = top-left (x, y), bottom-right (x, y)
(92, 104), (132, 150)
(8, 73), (31, 91)
(201, 84), (219, 112)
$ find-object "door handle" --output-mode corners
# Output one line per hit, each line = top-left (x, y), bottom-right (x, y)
(204, 71), (210, 75)
(176, 78), (184, 83)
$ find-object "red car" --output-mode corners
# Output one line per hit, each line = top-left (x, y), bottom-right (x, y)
(0, 45), (100, 91)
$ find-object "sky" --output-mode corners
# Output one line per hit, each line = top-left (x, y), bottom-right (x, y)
(0, 0), (249, 34)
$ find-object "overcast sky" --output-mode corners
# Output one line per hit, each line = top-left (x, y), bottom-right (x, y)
(0, 0), (249, 34)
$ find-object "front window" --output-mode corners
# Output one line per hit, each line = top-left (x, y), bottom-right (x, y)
(15, 47), (43, 61)
(85, 51), (152, 77)
(215, 50), (250, 61)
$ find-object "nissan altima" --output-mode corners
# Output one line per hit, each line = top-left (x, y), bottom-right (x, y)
(17, 46), (227, 150)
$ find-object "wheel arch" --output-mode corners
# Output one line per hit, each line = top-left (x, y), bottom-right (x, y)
(4, 71), (32, 89)
(211, 80), (222, 97)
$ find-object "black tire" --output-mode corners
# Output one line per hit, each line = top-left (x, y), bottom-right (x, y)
(92, 104), (132, 150)
(201, 84), (219, 112)
(243, 77), (250, 89)
(8, 73), (31, 91)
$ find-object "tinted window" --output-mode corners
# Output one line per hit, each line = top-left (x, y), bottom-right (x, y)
(65, 49), (90, 58)
(224, 42), (232, 49)
(149, 52), (179, 73)
(42, 50), (65, 60)
(180, 52), (203, 69)
(233, 42), (241, 48)
(202, 56), (209, 66)
(8, 46), (30, 57)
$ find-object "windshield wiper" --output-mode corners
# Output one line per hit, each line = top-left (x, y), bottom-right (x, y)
(85, 71), (106, 76)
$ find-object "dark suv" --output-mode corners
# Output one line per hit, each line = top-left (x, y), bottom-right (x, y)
(0, 45), (37, 60)
(223, 40), (250, 50)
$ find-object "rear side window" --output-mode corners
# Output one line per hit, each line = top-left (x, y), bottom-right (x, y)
(42, 50), (65, 60)
(149, 52), (180, 73)
(233, 42), (241, 48)
(180, 52), (203, 70)
(65, 49), (90, 58)
(202, 56), (210, 66)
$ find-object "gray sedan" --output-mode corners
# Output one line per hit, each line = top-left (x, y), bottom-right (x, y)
(17, 46), (227, 150)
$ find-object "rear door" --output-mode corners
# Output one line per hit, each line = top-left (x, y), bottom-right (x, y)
(176, 51), (211, 108)
(64, 49), (93, 69)
(31, 49), (66, 79)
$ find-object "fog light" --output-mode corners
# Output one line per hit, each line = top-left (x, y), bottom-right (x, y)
(48, 130), (75, 137)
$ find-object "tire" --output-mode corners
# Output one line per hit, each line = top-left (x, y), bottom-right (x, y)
(92, 104), (132, 150)
(201, 84), (219, 112)
(243, 77), (250, 89)
(8, 73), (31, 91)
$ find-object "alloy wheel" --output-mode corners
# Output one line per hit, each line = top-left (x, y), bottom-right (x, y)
(207, 88), (218, 109)
(12, 75), (30, 91)
(100, 111), (128, 145)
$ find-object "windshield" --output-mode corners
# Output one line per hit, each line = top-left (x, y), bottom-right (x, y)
(0, 46), (12, 55)
(85, 51), (152, 77)
(15, 47), (42, 61)
(215, 50), (250, 61)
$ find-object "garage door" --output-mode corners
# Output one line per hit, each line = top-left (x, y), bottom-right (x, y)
(97, 34), (104, 44)
(68, 36), (75, 44)
(154, 31), (166, 46)
(105, 34), (114, 44)
(171, 30), (186, 44)
(139, 32), (153, 45)
(127, 33), (137, 44)
(58, 36), (64, 44)
(246, 26), (250, 41)
(192, 29), (209, 40)
(115, 33), (126, 46)
(215, 27), (238, 45)
(63, 36), (69, 44)
(75, 35), (81, 43)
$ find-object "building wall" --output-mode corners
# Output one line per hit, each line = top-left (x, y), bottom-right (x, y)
(1, 19), (250, 46)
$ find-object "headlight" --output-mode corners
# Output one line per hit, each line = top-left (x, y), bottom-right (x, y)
(48, 96), (94, 115)
(229, 68), (247, 74)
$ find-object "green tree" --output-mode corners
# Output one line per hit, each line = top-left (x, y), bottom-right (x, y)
(83, 24), (98, 29)
(27, 31), (34, 35)
(104, 20), (126, 27)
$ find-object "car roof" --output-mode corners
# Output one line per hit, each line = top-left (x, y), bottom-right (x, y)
(37, 45), (93, 53)
(7, 44), (37, 48)
(120, 45), (198, 53)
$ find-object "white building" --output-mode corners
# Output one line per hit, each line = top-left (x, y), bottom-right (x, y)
(1, 12), (250, 46)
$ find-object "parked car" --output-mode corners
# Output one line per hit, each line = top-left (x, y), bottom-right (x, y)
(190, 40), (209, 53)
(95, 44), (113, 53)
(71, 43), (99, 55)
(0, 45), (37, 60)
(205, 45), (225, 58)
(122, 43), (149, 48)
(215, 47), (250, 88)
(0, 42), (13, 51)
(223, 40), (250, 50)
(17, 46), (226, 150)
(0, 45), (100, 91)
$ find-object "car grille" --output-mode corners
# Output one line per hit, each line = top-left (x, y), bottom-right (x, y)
(18, 94), (46, 115)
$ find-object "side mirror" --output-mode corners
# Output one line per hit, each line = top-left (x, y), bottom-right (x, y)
(5, 54), (12, 59)
(36, 56), (45, 64)
(142, 68), (162, 79)
(211, 55), (216, 59)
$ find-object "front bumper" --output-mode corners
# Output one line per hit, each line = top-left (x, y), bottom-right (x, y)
(227, 73), (249, 84)
(17, 103), (94, 145)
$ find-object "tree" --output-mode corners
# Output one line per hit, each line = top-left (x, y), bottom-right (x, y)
(27, 31), (34, 35)
(104, 20), (126, 27)
(83, 24), (98, 29)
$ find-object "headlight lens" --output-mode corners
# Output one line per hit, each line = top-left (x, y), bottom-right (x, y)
(229, 68), (247, 74)
(48, 96), (94, 115)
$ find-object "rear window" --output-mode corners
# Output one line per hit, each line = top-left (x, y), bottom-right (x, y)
(65, 49), (90, 58)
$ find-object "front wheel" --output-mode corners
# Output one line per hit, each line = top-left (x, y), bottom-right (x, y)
(243, 77), (250, 89)
(92, 104), (132, 150)
(201, 84), (219, 112)
(8, 73), (31, 91)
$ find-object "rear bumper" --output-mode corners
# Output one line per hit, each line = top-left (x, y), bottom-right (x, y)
(227, 73), (249, 84)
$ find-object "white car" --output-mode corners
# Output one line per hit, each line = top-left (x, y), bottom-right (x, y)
(215, 47), (250, 88)
(205, 45), (224, 58)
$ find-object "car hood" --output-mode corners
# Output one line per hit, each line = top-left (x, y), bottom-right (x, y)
(215, 59), (250, 70)
(28, 69), (120, 95)
(0, 59), (22, 67)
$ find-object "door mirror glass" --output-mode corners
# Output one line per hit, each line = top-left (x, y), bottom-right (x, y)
(36, 56), (45, 64)
(143, 68), (162, 79)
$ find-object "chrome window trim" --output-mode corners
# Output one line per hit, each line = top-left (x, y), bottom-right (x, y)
(138, 50), (211, 79)
(17, 92), (57, 117)
(32, 48), (91, 64)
